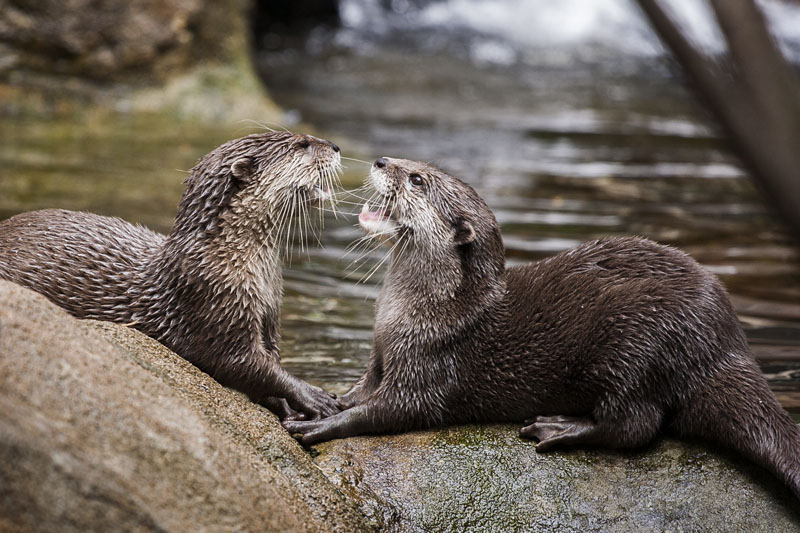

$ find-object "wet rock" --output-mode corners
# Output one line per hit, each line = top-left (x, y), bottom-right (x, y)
(0, 280), (374, 532)
(4, 276), (797, 531)
(314, 424), (800, 532)
(0, 0), (242, 83)
(0, 0), (279, 121)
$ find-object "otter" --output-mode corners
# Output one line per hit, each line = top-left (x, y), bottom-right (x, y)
(0, 131), (341, 419)
(284, 157), (800, 500)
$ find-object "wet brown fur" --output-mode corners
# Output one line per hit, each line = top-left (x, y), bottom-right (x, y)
(0, 131), (342, 418)
(285, 157), (800, 501)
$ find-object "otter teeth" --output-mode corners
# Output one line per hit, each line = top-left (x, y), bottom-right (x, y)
(358, 201), (396, 235)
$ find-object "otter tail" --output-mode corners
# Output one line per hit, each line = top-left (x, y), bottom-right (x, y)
(672, 361), (800, 500)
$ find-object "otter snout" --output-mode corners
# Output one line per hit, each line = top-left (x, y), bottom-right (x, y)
(359, 157), (401, 237)
(369, 157), (398, 196)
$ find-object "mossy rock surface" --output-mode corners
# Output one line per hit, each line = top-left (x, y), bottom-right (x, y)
(0, 0), (280, 122)
(314, 423), (800, 532)
(0, 280), (373, 533)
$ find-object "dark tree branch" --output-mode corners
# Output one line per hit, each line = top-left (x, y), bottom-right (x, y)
(635, 0), (800, 238)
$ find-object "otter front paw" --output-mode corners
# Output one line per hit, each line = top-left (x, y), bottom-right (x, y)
(337, 391), (360, 410)
(283, 405), (372, 444)
(261, 397), (306, 421)
(290, 382), (341, 419)
(283, 418), (340, 445)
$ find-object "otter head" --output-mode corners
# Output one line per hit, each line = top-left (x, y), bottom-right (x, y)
(175, 131), (341, 247)
(358, 157), (505, 295)
(223, 131), (341, 216)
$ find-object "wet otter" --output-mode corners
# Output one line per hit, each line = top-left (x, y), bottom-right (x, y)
(0, 131), (341, 419)
(284, 157), (800, 500)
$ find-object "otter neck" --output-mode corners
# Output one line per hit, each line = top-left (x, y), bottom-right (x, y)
(134, 208), (284, 334)
(387, 246), (463, 302)
(385, 237), (506, 313)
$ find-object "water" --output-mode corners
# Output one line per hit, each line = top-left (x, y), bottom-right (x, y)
(334, 0), (800, 63)
(2, 0), (799, 419)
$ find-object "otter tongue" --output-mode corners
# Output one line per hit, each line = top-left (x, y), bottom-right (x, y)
(359, 201), (389, 221)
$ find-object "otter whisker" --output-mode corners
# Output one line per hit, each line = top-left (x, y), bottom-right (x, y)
(340, 156), (372, 165)
(328, 199), (370, 208)
(346, 185), (376, 201)
(343, 243), (386, 279)
(325, 164), (341, 220)
(316, 206), (357, 217)
(236, 119), (292, 133)
(350, 223), (404, 284)
(329, 202), (364, 210)
(297, 193), (306, 256)
(342, 231), (398, 274)
(343, 235), (379, 258)
(358, 237), (402, 285)
(344, 232), (390, 256)
(308, 218), (324, 251)
(300, 191), (323, 257)
(304, 203), (314, 257)
(338, 182), (373, 199)
(315, 162), (327, 228)
(277, 189), (296, 264)
(234, 119), (278, 136)
(287, 190), (301, 265)
(333, 185), (369, 198)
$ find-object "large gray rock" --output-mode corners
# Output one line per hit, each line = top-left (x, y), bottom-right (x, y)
(4, 277), (799, 532)
(314, 424), (800, 532)
(0, 280), (373, 532)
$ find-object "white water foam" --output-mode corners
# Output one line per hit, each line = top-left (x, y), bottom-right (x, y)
(338, 0), (800, 64)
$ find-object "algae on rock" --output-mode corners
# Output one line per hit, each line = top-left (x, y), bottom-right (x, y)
(313, 424), (800, 532)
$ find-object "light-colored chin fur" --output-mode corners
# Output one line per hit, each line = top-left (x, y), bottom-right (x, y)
(358, 166), (399, 239)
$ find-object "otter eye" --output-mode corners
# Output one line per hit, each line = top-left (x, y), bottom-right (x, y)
(297, 140), (311, 149)
(409, 173), (424, 186)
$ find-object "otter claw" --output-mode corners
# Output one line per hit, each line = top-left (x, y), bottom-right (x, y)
(283, 419), (327, 444)
(284, 411), (308, 422)
(293, 383), (341, 419)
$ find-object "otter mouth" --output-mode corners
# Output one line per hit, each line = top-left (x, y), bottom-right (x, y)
(292, 184), (333, 208)
(310, 184), (334, 204)
(359, 201), (398, 235)
(307, 152), (342, 208)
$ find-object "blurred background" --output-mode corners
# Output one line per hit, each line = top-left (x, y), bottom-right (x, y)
(2, 0), (799, 417)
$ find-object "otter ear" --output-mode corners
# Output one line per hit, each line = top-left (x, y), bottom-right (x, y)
(231, 157), (254, 181)
(453, 219), (476, 245)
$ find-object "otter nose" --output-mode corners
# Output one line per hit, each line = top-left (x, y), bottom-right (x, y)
(374, 158), (388, 169)
(329, 141), (340, 153)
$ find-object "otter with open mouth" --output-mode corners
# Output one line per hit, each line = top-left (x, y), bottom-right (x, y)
(285, 156), (800, 501)
(0, 131), (341, 419)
